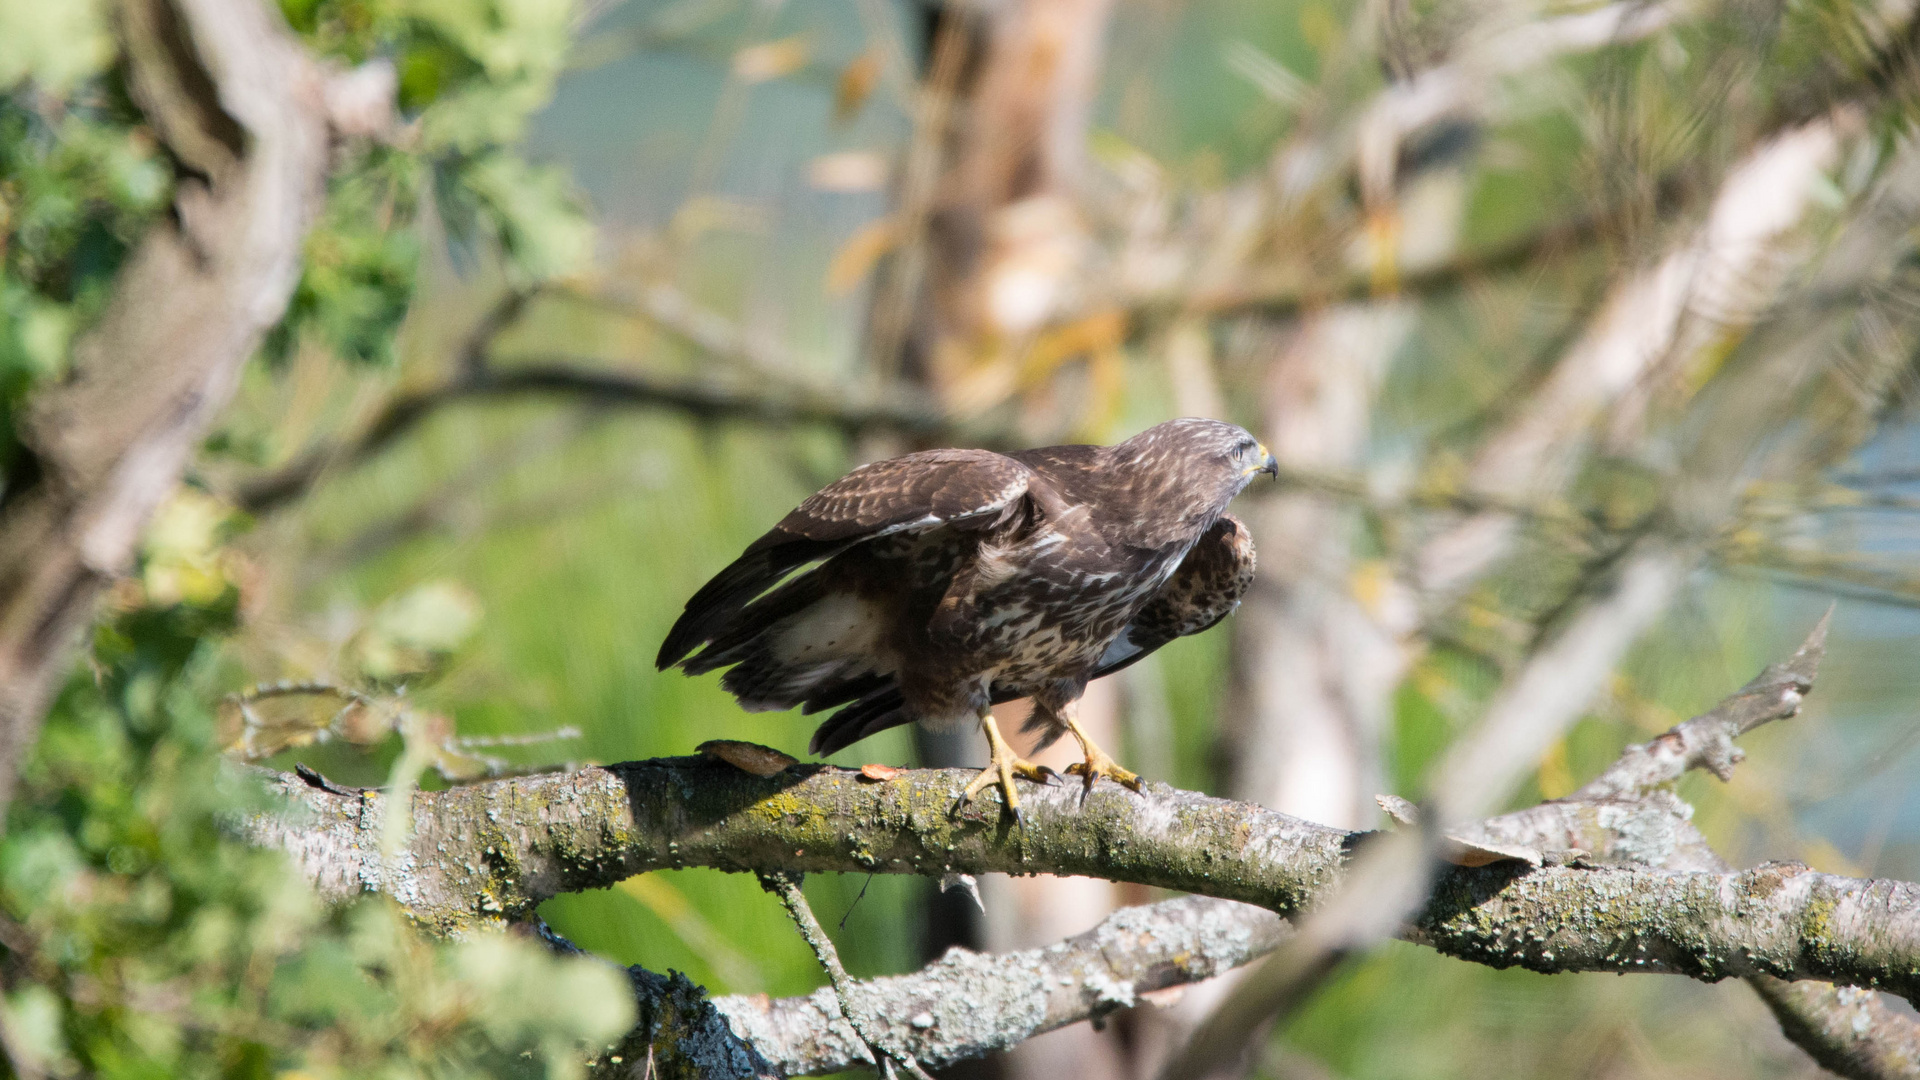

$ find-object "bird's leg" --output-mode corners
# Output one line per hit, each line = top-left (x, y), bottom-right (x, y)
(1060, 702), (1142, 793)
(961, 709), (1049, 815)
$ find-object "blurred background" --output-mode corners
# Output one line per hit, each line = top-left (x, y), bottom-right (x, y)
(13, 0), (1920, 1076)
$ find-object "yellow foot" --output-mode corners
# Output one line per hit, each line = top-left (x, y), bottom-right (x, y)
(1063, 716), (1143, 795)
(959, 711), (1050, 816)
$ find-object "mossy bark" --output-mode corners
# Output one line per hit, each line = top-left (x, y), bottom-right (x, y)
(250, 756), (1920, 1003)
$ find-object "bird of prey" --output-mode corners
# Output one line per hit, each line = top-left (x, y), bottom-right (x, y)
(657, 417), (1277, 812)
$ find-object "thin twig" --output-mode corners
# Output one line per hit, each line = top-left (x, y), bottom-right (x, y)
(232, 359), (995, 515)
(227, 679), (374, 707)
(759, 871), (935, 1080)
(451, 726), (583, 749)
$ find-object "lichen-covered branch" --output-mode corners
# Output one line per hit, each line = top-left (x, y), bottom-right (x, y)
(684, 897), (1287, 1077)
(250, 754), (1920, 1005)
(1407, 859), (1920, 993)
(246, 616), (1920, 1078)
(1438, 611), (1920, 1080)
(575, 896), (1284, 1079)
(248, 757), (1351, 935)
(1752, 977), (1920, 1080)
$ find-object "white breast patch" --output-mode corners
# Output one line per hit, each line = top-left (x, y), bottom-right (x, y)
(774, 592), (883, 663)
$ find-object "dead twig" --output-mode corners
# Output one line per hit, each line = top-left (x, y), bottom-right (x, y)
(759, 871), (936, 1080)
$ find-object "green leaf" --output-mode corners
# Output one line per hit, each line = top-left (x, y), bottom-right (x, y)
(455, 153), (595, 282)
(357, 580), (484, 680)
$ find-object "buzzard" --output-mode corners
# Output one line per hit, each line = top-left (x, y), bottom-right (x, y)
(657, 418), (1276, 812)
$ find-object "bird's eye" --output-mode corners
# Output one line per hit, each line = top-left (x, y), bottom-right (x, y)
(1234, 439), (1257, 459)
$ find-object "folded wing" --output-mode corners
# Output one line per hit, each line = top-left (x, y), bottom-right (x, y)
(810, 513), (1256, 757)
(656, 449), (1035, 722)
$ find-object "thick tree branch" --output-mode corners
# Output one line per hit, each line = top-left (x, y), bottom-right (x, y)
(1446, 610), (1920, 1080)
(250, 756), (1347, 933)
(249, 756), (1920, 1006)
(577, 895), (1285, 1079)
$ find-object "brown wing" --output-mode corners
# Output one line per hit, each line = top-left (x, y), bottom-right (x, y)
(765, 448), (1034, 545)
(656, 448), (1033, 670)
(809, 512), (1255, 756)
(1087, 512), (1256, 678)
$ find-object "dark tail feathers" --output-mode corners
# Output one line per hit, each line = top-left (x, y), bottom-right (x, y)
(809, 686), (911, 756)
(656, 537), (830, 669)
(811, 679), (1051, 757)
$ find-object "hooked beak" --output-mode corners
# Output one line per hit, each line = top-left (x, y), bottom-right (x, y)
(1258, 443), (1278, 479)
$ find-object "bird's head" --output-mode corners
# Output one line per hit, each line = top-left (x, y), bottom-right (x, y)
(1115, 418), (1279, 511)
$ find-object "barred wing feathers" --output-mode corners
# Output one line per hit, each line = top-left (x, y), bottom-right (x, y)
(655, 449), (1035, 692)
(764, 448), (1034, 545)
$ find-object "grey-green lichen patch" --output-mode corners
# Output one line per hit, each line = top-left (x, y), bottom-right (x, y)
(1407, 861), (1920, 1004)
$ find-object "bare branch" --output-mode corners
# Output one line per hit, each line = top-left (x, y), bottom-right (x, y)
(1588, 606), (1826, 792)
(231, 358), (991, 514)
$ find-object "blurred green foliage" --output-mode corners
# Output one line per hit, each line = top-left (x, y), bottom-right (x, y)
(0, 0), (635, 1075)
(0, 571), (632, 1077)
(268, 0), (592, 366)
(0, 81), (167, 482)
